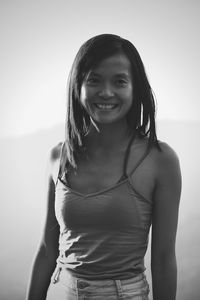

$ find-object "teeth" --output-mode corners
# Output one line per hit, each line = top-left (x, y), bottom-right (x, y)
(95, 104), (117, 109)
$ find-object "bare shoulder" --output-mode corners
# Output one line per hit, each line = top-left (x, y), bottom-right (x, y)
(154, 141), (180, 166)
(49, 141), (63, 163)
(153, 141), (181, 183)
(46, 141), (64, 184)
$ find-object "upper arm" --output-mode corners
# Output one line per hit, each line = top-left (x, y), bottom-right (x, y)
(39, 142), (63, 260)
(151, 142), (182, 262)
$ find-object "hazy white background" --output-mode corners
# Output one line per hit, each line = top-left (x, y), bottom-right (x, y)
(0, 0), (200, 299)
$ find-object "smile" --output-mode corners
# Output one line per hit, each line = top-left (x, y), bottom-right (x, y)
(94, 103), (118, 110)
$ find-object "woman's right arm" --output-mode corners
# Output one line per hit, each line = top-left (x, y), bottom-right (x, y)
(26, 144), (61, 300)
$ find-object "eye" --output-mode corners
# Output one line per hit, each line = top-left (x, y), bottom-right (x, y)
(115, 79), (128, 86)
(86, 77), (100, 85)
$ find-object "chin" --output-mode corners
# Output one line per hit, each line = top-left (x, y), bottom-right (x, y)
(93, 117), (125, 126)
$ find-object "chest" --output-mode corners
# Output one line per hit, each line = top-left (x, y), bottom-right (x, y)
(65, 151), (126, 195)
(55, 177), (152, 231)
(63, 148), (155, 202)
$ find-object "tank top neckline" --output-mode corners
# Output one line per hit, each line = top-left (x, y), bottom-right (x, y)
(58, 174), (130, 198)
(57, 133), (151, 198)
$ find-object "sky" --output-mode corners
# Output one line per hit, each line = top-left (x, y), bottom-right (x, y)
(1, 0), (200, 138)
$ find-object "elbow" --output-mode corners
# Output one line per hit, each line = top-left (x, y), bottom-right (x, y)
(37, 242), (58, 266)
(151, 250), (177, 276)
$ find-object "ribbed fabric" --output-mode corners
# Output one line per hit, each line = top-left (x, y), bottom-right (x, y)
(54, 139), (152, 280)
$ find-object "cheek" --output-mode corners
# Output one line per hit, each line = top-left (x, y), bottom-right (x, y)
(122, 89), (133, 106)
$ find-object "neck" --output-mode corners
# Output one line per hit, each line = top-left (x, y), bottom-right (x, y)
(84, 119), (133, 150)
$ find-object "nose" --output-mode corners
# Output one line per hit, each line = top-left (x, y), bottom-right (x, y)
(98, 85), (114, 99)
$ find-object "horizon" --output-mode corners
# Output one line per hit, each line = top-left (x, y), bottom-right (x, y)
(1, 118), (200, 140)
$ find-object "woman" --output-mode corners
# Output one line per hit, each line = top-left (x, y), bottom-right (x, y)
(26, 34), (181, 300)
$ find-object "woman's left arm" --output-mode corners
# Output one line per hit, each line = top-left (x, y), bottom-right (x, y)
(151, 143), (182, 300)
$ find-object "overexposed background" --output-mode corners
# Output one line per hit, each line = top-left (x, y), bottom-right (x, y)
(0, 0), (200, 299)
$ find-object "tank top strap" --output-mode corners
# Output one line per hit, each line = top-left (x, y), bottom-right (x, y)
(115, 131), (137, 183)
(127, 143), (151, 178)
(122, 132), (137, 176)
(55, 141), (65, 186)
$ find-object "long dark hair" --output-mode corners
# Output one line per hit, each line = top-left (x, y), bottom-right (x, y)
(61, 33), (160, 173)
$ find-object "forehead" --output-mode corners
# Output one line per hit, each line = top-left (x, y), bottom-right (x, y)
(90, 53), (132, 75)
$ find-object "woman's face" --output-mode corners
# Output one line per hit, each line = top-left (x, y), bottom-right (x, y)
(79, 53), (133, 125)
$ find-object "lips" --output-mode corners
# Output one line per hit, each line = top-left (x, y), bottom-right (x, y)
(93, 103), (118, 110)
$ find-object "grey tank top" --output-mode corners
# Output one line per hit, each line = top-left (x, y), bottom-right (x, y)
(54, 137), (152, 280)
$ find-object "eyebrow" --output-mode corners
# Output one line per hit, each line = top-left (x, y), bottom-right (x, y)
(114, 72), (131, 78)
(88, 71), (131, 78)
(87, 72), (100, 77)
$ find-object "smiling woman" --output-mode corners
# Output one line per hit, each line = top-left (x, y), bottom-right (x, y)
(26, 34), (181, 300)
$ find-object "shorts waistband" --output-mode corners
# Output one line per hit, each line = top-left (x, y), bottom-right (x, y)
(50, 267), (150, 300)
(52, 267), (146, 288)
